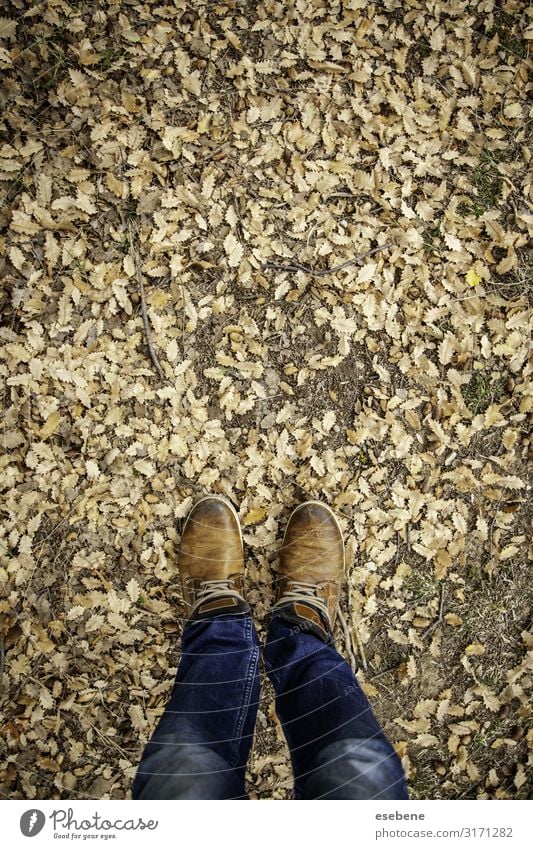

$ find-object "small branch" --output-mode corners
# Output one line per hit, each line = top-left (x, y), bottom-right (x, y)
(421, 583), (446, 639)
(262, 242), (395, 276)
(128, 223), (165, 380)
(202, 142), (231, 163)
(369, 662), (401, 681)
(352, 617), (368, 673)
(262, 261), (311, 274)
(319, 242), (396, 274)
(179, 281), (186, 359)
(78, 713), (133, 759)
(336, 604), (358, 673)
(0, 634), (4, 703)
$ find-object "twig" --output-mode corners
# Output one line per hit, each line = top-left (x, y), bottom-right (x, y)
(78, 713), (133, 760)
(202, 142), (231, 163)
(336, 604), (358, 673)
(0, 635), (4, 703)
(351, 615), (368, 673)
(421, 583), (446, 639)
(231, 190), (245, 241)
(369, 662), (401, 681)
(262, 242), (395, 276)
(263, 262), (311, 274)
(127, 222), (165, 380)
(179, 281), (186, 358)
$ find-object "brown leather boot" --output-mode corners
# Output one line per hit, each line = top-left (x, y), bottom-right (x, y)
(179, 495), (248, 619)
(273, 501), (345, 642)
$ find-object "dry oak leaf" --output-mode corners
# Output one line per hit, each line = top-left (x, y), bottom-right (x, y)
(8, 246), (25, 270)
(514, 764), (527, 790)
(133, 459), (155, 477)
(465, 643), (486, 656)
(0, 18), (17, 40)
(243, 507), (267, 526)
(166, 339), (179, 363)
(66, 606), (86, 621)
(39, 411), (61, 440)
(128, 704), (147, 732)
(223, 232), (244, 268)
(322, 411), (336, 431)
(106, 173), (127, 198)
(85, 460), (100, 479)
(126, 578), (141, 605)
(439, 333), (456, 366)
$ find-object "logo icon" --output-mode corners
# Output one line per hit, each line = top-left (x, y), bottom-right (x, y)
(20, 810), (46, 837)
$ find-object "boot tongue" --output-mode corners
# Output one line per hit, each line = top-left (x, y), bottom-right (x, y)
(293, 602), (327, 631)
(193, 595), (250, 619)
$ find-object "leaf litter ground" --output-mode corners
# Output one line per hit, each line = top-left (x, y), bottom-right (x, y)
(0, 0), (532, 800)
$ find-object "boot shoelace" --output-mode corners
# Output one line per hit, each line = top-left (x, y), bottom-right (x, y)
(190, 579), (244, 616)
(273, 579), (331, 625)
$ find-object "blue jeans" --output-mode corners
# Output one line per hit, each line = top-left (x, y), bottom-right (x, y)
(132, 612), (408, 800)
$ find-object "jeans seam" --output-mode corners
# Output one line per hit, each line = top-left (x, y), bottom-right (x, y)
(229, 618), (260, 768)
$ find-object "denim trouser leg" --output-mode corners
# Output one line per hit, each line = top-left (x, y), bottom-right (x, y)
(132, 613), (260, 799)
(263, 613), (409, 799)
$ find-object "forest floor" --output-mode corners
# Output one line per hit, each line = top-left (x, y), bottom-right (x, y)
(0, 0), (531, 799)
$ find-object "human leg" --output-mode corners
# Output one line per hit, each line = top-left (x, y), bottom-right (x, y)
(264, 612), (407, 799)
(132, 496), (260, 799)
(264, 501), (408, 799)
(133, 610), (260, 799)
